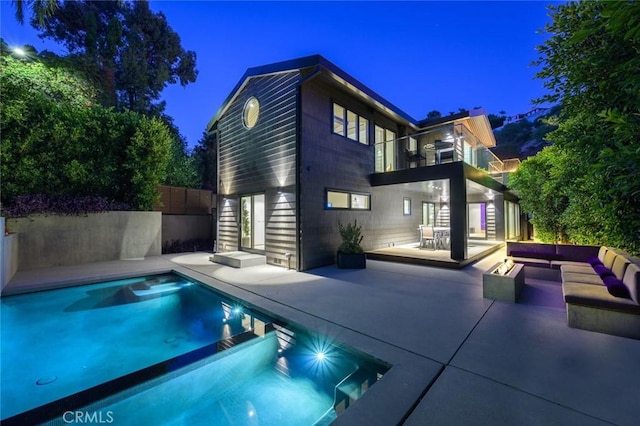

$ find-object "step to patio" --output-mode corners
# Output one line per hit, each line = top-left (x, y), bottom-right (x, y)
(209, 251), (266, 268)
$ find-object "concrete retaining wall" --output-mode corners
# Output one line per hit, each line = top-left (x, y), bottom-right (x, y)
(7, 212), (161, 270)
(162, 214), (213, 246)
(1, 218), (19, 292)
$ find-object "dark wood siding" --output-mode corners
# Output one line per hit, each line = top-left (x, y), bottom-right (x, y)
(299, 80), (377, 269)
(217, 71), (300, 267)
(299, 78), (453, 268)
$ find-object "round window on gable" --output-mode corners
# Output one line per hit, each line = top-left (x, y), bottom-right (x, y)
(243, 97), (260, 129)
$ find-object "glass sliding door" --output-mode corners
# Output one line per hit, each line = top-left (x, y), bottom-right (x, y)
(422, 202), (435, 226)
(240, 194), (265, 251)
(468, 202), (487, 239)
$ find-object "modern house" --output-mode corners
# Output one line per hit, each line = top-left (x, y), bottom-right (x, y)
(207, 55), (521, 271)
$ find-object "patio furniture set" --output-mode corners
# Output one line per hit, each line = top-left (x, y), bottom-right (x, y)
(505, 242), (640, 340)
(418, 225), (450, 250)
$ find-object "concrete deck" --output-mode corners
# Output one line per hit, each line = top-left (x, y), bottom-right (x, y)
(4, 249), (639, 425)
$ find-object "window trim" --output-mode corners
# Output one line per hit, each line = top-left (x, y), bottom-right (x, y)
(332, 101), (369, 145)
(326, 189), (371, 211)
(242, 96), (260, 129)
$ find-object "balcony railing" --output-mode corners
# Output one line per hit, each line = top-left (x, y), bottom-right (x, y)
(374, 124), (517, 183)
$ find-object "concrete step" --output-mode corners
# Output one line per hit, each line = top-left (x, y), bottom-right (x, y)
(209, 251), (266, 268)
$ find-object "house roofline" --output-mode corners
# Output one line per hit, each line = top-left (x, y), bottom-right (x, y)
(206, 55), (496, 149)
(207, 54), (418, 133)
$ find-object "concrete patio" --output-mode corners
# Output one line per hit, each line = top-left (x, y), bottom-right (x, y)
(5, 248), (639, 425)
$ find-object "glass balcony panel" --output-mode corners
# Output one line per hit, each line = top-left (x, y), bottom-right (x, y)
(373, 124), (510, 183)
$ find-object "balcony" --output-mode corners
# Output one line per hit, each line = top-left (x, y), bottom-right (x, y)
(374, 124), (517, 183)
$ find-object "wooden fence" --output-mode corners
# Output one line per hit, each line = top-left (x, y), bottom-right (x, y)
(154, 185), (214, 215)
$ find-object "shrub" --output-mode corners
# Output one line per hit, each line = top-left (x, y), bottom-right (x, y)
(1, 194), (131, 218)
(338, 220), (364, 254)
(162, 239), (212, 254)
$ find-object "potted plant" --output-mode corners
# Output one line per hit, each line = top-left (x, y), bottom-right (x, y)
(336, 220), (366, 269)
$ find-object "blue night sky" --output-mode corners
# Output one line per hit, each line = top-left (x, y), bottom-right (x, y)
(1, 1), (558, 150)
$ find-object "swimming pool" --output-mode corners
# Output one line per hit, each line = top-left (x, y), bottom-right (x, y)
(1, 273), (388, 424)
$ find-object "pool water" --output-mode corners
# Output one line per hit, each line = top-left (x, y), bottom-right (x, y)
(1, 273), (387, 424)
(49, 333), (339, 426)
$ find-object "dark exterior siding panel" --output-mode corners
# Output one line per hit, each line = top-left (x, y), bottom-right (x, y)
(217, 71), (300, 267)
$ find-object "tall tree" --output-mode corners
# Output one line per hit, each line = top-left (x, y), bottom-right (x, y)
(512, 0), (640, 254)
(32, 0), (197, 114)
(159, 115), (200, 188)
(425, 110), (442, 119)
(12, 0), (58, 25)
(193, 131), (218, 191)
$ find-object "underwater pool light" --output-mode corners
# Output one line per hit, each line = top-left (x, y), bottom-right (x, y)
(316, 352), (326, 361)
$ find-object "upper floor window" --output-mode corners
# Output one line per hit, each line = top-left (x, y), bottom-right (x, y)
(333, 102), (368, 144)
(374, 125), (397, 172)
(243, 97), (260, 129)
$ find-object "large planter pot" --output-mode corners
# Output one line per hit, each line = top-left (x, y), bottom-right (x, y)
(337, 251), (366, 269)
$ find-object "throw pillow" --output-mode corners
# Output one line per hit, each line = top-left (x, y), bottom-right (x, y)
(587, 256), (603, 267)
(603, 275), (631, 299)
(593, 264), (614, 278)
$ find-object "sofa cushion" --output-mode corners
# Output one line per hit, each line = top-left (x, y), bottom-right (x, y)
(561, 271), (604, 286)
(551, 260), (589, 270)
(555, 244), (600, 262)
(603, 275), (631, 299)
(508, 243), (557, 256)
(593, 264), (614, 278)
(510, 250), (563, 261)
(597, 246), (608, 263)
(603, 250), (618, 269)
(587, 256), (603, 266)
(610, 255), (631, 280)
(511, 257), (551, 268)
(561, 264), (596, 275)
(563, 282), (640, 314)
(622, 263), (640, 304)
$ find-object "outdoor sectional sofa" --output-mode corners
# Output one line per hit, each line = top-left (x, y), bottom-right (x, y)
(506, 242), (640, 340)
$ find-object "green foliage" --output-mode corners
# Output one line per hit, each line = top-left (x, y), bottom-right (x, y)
(338, 220), (364, 254)
(32, 0), (198, 115)
(158, 115), (200, 188)
(509, 146), (570, 243)
(123, 116), (172, 209)
(487, 113), (506, 129)
(1, 54), (173, 210)
(193, 131), (217, 190)
(514, 0), (640, 255)
(12, 0), (58, 25)
(492, 106), (559, 160)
